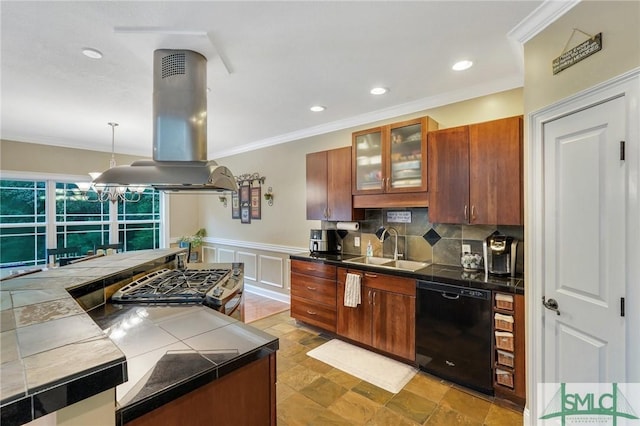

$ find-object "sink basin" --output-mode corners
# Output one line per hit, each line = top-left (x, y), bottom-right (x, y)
(344, 256), (394, 266)
(385, 259), (431, 271)
(343, 256), (430, 272)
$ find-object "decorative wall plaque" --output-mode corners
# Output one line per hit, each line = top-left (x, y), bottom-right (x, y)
(553, 31), (602, 75)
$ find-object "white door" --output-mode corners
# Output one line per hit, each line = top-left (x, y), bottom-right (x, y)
(542, 95), (627, 383)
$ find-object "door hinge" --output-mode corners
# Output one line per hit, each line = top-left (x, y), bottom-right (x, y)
(621, 297), (625, 317)
(620, 141), (626, 161)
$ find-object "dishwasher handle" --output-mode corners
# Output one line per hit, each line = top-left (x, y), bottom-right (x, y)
(417, 280), (490, 300)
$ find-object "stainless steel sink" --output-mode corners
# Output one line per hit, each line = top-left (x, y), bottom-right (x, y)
(343, 256), (430, 272)
(343, 256), (394, 266)
(386, 259), (431, 271)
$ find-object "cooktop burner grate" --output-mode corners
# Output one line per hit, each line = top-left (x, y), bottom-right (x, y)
(112, 268), (231, 304)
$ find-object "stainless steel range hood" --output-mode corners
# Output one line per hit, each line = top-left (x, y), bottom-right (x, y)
(93, 49), (237, 192)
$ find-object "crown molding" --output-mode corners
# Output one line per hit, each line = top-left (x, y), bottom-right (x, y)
(213, 76), (523, 159)
(508, 0), (582, 44)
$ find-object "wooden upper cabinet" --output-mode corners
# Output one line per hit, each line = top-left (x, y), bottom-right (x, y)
(306, 147), (363, 221)
(469, 116), (523, 226)
(427, 125), (470, 224)
(352, 117), (438, 208)
(428, 116), (523, 225)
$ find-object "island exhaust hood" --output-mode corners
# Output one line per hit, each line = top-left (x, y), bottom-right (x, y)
(93, 49), (238, 193)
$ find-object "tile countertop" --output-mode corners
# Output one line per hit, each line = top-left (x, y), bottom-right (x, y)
(290, 252), (524, 295)
(0, 249), (279, 426)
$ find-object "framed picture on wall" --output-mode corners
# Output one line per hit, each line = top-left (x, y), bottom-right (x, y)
(240, 205), (251, 224)
(240, 184), (250, 206)
(251, 186), (261, 220)
(231, 191), (240, 219)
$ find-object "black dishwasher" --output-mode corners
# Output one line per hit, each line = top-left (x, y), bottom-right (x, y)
(416, 280), (493, 395)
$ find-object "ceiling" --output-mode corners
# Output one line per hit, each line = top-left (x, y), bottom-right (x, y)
(1, 1), (558, 160)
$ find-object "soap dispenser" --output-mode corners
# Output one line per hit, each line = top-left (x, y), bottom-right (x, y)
(366, 240), (373, 257)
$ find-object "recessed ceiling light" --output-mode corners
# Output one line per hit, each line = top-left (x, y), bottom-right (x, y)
(452, 60), (473, 71)
(370, 87), (388, 95)
(82, 48), (103, 59)
(310, 105), (326, 112)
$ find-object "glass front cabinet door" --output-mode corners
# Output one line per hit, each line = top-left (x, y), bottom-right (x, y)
(353, 127), (384, 193)
(352, 117), (432, 195)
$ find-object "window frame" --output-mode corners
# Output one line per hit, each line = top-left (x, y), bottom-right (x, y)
(0, 171), (168, 272)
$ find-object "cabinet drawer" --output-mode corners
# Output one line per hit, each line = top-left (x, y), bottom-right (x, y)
(291, 272), (336, 306)
(343, 269), (415, 296)
(291, 260), (337, 280)
(291, 296), (336, 332)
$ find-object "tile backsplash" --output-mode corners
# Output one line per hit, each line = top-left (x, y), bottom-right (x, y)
(326, 208), (524, 273)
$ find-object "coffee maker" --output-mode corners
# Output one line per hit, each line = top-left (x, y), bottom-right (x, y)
(309, 229), (341, 254)
(483, 234), (518, 277)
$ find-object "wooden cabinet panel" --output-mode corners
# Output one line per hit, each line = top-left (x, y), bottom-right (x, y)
(372, 290), (415, 360)
(427, 116), (523, 225)
(469, 116), (523, 225)
(427, 125), (470, 224)
(336, 278), (371, 344)
(291, 296), (337, 332)
(306, 151), (329, 220)
(290, 272), (336, 306)
(306, 147), (363, 221)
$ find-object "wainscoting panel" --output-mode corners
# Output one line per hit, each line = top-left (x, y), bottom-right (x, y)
(237, 251), (258, 282)
(204, 239), (307, 300)
(202, 246), (216, 263)
(218, 248), (236, 263)
(259, 255), (284, 289)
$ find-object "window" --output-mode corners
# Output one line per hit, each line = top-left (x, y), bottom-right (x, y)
(56, 182), (110, 255)
(0, 179), (47, 269)
(0, 177), (163, 274)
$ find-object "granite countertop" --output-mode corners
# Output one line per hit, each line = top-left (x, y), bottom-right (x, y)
(290, 252), (524, 294)
(0, 249), (278, 426)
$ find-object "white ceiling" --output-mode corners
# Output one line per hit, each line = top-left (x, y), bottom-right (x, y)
(1, 1), (559, 160)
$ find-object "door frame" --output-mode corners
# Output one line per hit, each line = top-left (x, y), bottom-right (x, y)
(526, 67), (640, 424)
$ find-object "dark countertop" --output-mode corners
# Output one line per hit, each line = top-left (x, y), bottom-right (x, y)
(0, 249), (278, 426)
(290, 252), (524, 295)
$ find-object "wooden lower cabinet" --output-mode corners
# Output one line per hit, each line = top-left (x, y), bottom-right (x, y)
(492, 292), (526, 407)
(125, 353), (276, 426)
(337, 268), (416, 361)
(290, 260), (337, 332)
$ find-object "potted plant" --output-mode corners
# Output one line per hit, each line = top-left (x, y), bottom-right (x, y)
(177, 228), (207, 249)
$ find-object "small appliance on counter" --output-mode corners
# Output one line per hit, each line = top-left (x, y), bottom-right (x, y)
(483, 234), (518, 277)
(309, 229), (341, 254)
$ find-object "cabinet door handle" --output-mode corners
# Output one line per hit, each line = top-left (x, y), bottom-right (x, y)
(372, 291), (377, 305)
(368, 290), (372, 304)
(471, 205), (476, 222)
(306, 286), (317, 291)
(464, 205), (468, 220)
(306, 310), (317, 315)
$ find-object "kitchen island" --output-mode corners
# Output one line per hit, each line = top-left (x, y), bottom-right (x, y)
(0, 248), (278, 426)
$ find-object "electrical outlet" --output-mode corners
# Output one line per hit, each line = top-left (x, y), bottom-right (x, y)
(462, 244), (471, 254)
(354, 237), (361, 247)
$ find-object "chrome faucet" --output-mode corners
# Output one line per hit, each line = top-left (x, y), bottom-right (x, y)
(377, 226), (401, 260)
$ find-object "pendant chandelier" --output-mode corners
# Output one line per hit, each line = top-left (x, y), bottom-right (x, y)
(76, 123), (145, 203)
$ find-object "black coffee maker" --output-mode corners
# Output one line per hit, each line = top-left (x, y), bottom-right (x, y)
(483, 234), (518, 277)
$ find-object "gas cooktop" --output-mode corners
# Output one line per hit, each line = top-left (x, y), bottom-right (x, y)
(111, 267), (241, 305)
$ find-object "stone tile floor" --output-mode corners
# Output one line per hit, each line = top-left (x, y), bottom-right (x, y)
(248, 310), (524, 426)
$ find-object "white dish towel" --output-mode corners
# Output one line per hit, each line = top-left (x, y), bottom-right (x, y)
(344, 273), (362, 307)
